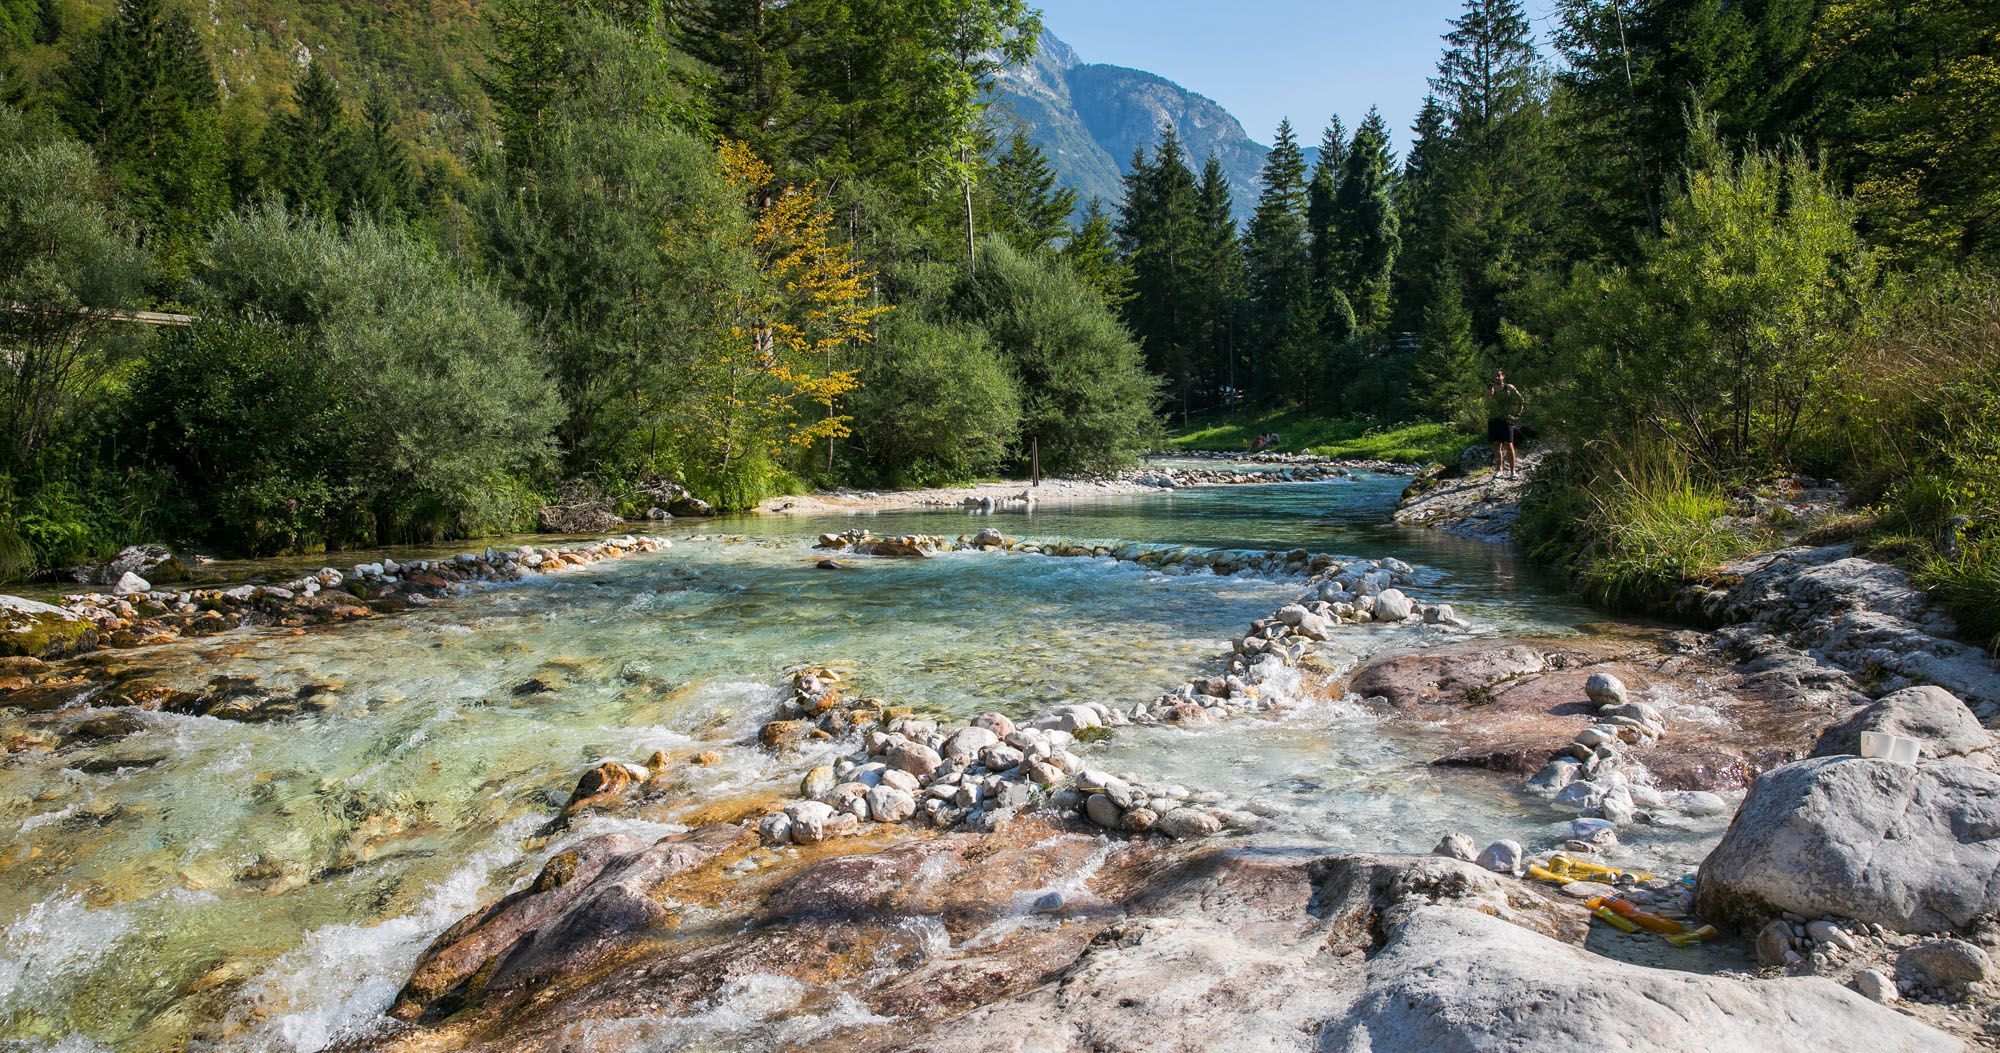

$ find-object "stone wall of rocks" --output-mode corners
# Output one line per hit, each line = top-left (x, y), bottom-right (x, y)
(742, 534), (1472, 844)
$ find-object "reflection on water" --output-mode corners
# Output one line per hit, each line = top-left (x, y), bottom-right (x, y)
(0, 475), (1685, 1051)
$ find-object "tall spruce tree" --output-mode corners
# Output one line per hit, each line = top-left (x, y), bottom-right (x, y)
(1116, 129), (1202, 416)
(54, 0), (225, 279)
(1062, 197), (1131, 310)
(1306, 115), (1346, 311)
(1413, 265), (1481, 420)
(990, 130), (1077, 254)
(342, 83), (415, 222)
(265, 60), (348, 221)
(1192, 155), (1246, 407)
(1391, 95), (1449, 332)
(1330, 108), (1400, 333)
(1426, 0), (1555, 341)
(1244, 118), (1315, 404)
(482, 0), (572, 176)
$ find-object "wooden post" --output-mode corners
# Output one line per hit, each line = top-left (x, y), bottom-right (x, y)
(1030, 437), (1040, 488)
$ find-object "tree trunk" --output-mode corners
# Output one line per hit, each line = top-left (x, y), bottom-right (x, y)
(960, 144), (977, 277)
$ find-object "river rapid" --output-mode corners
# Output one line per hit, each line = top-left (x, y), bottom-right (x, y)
(0, 470), (1729, 1051)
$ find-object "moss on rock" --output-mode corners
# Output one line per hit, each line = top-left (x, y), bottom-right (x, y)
(0, 596), (96, 659)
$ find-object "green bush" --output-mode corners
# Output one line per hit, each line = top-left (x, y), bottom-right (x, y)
(957, 238), (1159, 476)
(129, 209), (561, 553)
(848, 312), (1021, 488)
(1520, 444), (1750, 611)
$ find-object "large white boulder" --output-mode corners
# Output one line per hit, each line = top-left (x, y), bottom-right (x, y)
(1813, 686), (1994, 762)
(1323, 907), (1957, 1053)
(1696, 755), (2000, 933)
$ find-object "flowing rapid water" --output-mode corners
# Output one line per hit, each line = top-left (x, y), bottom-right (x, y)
(0, 471), (1724, 1051)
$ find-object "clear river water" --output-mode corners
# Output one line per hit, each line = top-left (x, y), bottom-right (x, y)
(0, 470), (1731, 1051)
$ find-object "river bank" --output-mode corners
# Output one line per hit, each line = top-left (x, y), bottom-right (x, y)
(2, 468), (1995, 1050)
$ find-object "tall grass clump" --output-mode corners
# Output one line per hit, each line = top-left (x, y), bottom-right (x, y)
(1520, 443), (1749, 611)
(1819, 274), (2000, 651)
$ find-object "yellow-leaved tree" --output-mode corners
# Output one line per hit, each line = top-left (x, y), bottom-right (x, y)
(706, 139), (889, 478)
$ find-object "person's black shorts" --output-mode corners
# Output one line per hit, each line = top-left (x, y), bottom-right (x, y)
(1487, 418), (1515, 444)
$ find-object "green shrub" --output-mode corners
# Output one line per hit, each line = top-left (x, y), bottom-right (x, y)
(957, 238), (1160, 476)
(848, 312), (1021, 488)
(129, 209), (560, 554)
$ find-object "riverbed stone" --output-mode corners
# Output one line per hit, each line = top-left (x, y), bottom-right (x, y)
(785, 801), (837, 844)
(1431, 833), (1478, 861)
(0, 595), (97, 659)
(1374, 589), (1414, 621)
(758, 812), (792, 846)
(1697, 756), (2000, 933)
(943, 726), (998, 760)
(388, 825), (748, 1023)
(1156, 808), (1223, 839)
(887, 741), (943, 778)
(1084, 793), (1121, 828)
(1474, 840), (1523, 875)
(800, 764), (836, 800)
(1855, 969), (1899, 1004)
(1902, 939), (1993, 993)
(1812, 686), (1994, 763)
(865, 784), (917, 823)
(1585, 671), (1630, 708)
(1324, 907), (1954, 1053)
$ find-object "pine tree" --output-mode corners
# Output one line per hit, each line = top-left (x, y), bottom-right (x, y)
(1331, 108), (1400, 332)
(1391, 95), (1449, 333)
(673, 0), (811, 172)
(1306, 115), (1345, 309)
(265, 60), (347, 221)
(1426, 0), (1555, 341)
(990, 130), (1077, 254)
(1414, 265), (1481, 420)
(344, 83), (416, 222)
(33, 0), (59, 45)
(1192, 155), (1246, 406)
(482, 0), (573, 176)
(1244, 118), (1315, 404)
(1062, 198), (1132, 310)
(1116, 129), (1202, 415)
(53, 0), (226, 279)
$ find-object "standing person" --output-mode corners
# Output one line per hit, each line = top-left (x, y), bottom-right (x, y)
(1484, 370), (1527, 479)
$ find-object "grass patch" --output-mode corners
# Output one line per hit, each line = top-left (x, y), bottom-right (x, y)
(1520, 444), (1752, 611)
(1166, 409), (1473, 464)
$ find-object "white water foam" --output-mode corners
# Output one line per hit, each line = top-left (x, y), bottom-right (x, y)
(0, 893), (135, 1019)
(216, 816), (538, 1052)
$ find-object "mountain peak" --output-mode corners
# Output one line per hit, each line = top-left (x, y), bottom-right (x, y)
(990, 29), (1271, 224)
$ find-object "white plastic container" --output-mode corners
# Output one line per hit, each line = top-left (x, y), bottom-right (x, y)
(1859, 731), (1921, 765)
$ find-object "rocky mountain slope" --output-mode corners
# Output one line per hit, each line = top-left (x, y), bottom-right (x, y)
(991, 28), (1289, 224)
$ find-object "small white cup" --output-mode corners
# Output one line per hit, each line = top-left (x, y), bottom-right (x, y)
(1859, 731), (1920, 765)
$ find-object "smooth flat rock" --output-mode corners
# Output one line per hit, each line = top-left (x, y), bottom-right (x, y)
(1322, 907), (1958, 1053)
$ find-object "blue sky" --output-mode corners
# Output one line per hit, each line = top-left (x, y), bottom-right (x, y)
(1032, 0), (1563, 153)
